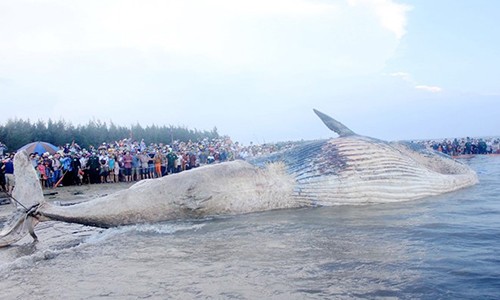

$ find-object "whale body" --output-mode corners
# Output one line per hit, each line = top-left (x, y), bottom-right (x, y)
(0, 110), (478, 247)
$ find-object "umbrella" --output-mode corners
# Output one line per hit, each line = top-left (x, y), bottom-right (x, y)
(18, 141), (59, 155)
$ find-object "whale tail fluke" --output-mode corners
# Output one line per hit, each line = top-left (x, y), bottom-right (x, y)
(0, 150), (45, 247)
(313, 109), (356, 137)
(0, 211), (39, 247)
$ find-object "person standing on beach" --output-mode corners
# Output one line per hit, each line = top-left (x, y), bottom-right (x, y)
(189, 153), (197, 170)
(71, 153), (82, 185)
(148, 152), (155, 179)
(465, 138), (472, 154)
(79, 153), (89, 184)
(131, 151), (140, 181)
(114, 154), (121, 182)
(99, 157), (108, 183)
(37, 161), (47, 188)
(139, 151), (150, 180)
(51, 153), (62, 187)
(153, 150), (163, 178)
(0, 158), (7, 192)
(122, 151), (133, 182)
(3, 155), (15, 194)
(87, 152), (100, 184)
(167, 150), (177, 174)
(107, 154), (116, 183)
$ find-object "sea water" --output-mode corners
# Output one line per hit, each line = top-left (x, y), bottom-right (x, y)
(0, 156), (499, 299)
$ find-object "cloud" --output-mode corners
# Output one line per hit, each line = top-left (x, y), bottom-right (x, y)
(415, 85), (443, 93)
(348, 0), (412, 39)
(389, 72), (443, 93)
(389, 72), (413, 83)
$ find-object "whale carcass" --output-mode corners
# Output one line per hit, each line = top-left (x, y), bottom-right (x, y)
(0, 110), (478, 247)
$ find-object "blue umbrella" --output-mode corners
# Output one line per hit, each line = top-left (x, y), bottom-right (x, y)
(18, 141), (59, 155)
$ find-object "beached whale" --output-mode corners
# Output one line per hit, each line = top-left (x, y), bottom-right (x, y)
(0, 110), (478, 247)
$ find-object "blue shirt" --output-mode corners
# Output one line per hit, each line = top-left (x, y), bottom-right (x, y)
(4, 161), (14, 174)
(132, 155), (141, 168)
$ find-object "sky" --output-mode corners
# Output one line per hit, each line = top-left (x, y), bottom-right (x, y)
(0, 0), (499, 145)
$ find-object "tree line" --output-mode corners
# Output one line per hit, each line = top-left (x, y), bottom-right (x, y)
(0, 118), (220, 152)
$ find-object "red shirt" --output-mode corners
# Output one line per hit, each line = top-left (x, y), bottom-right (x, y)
(123, 154), (133, 169)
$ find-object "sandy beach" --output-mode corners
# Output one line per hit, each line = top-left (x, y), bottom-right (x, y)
(0, 182), (135, 220)
(41, 182), (135, 204)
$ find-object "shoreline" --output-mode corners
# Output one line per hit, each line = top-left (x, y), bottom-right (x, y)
(452, 153), (500, 159)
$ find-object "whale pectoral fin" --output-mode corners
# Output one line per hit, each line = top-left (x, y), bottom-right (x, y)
(313, 109), (356, 137)
(0, 211), (39, 247)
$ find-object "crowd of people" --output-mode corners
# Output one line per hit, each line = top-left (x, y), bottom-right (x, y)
(1, 135), (498, 193)
(416, 137), (500, 157)
(0, 137), (291, 192)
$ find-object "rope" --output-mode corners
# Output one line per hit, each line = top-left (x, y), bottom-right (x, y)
(5, 193), (39, 214)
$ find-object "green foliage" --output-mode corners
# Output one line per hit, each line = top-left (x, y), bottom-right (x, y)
(0, 118), (219, 152)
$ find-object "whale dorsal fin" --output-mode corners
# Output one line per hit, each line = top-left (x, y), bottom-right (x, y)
(313, 109), (356, 137)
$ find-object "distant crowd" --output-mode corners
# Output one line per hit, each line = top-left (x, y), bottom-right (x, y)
(416, 137), (500, 156)
(0, 138), (288, 192)
(0, 136), (499, 193)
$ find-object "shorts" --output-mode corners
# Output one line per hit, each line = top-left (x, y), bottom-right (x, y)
(5, 174), (15, 186)
(124, 168), (132, 176)
(132, 167), (140, 176)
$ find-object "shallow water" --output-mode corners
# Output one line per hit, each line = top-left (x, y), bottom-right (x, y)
(1, 157), (499, 299)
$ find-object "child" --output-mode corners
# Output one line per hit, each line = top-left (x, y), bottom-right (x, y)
(37, 162), (48, 188)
